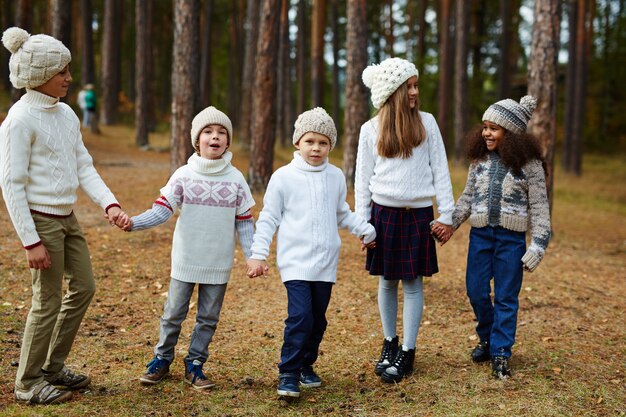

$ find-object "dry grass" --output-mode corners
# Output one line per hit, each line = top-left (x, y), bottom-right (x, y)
(0, 125), (624, 417)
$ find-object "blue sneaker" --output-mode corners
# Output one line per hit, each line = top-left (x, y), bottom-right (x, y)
(277, 373), (300, 398)
(139, 357), (170, 385)
(184, 359), (215, 390)
(299, 367), (322, 388)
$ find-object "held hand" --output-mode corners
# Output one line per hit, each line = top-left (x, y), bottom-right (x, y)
(246, 259), (269, 278)
(105, 206), (124, 227)
(360, 237), (376, 251)
(122, 218), (133, 232)
(431, 222), (453, 245)
(26, 244), (52, 270)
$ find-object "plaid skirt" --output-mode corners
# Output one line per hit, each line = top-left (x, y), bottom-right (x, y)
(366, 202), (438, 280)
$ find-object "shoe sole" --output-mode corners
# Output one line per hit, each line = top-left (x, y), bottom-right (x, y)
(380, 369), (414, 384)
(15, 390), (73, 405)
(184, 379), (216, 390)
(472, 356), (491, 363)
(277, 389), (300, 397)
(300, 381), (322, 388)
(139, 375), (168, 385)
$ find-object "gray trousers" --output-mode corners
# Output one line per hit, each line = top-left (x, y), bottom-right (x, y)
(16, 213), (96, 390)
(154, 278), (227, 364)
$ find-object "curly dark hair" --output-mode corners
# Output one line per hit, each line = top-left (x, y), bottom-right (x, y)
(464, 124), (547, 176)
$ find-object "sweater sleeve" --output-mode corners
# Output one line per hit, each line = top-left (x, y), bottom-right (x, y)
(130, 196), (174, 231)
(76, 137), (119, 211)
(425, 114), (455, 225)
(521, 159), (551, 271)
(0, 118), (41, 247)
(235, 210), (254, 259)
(336, 172), (376, 244)
(452, 162), (477, 230)
(250, 174), (283, 261)
(354, 122), (375, 221)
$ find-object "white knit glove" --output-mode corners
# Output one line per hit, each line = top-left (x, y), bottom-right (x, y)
(521, 249), (542, 272)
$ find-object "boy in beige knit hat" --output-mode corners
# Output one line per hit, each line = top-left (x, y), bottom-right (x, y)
(247, 107), (376, 399)
(0, 27), (129, 404)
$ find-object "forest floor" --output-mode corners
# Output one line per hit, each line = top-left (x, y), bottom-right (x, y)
(0, 125), (624, 417)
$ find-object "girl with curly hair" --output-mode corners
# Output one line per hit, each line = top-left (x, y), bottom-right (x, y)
(436, 96), (551, 380)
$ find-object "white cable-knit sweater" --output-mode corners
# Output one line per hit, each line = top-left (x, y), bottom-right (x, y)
(354, 112), (454, 225)
(0, 89), (119, 247)
(250, 152), (376, 283)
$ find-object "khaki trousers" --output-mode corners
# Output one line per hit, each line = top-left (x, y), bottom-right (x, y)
(15, 213), (96, 390)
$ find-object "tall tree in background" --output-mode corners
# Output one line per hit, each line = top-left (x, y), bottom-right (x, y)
(342, 0), (368, 185)
(171, 0), (200, 172)
(331, 0), (341, 140)
(135, 0), (152, 148)
(528, 0), (561, 210)
(383, 0), (395, 56)
(249, 0), (281, 192)
(453, 0), (469, 164)
(51, 0), (72, 53)
(100, 0), (121, 125)
(80, 0), (95, 84)
(498, 0), (513, 99)
(563, 0), (593, 175)
(277, 0), (291, 146)
(240, 0), (260, 148)
(1, 0), (14, 90)
(296, 0), (308, 116)
(417, 0), (427, 74)
(437, 0), (453, 144)
(228, 1), (244, 129)
(10, 0), (32, 104)
(199, 0), (213, 109)
(311, 0), (326, 108)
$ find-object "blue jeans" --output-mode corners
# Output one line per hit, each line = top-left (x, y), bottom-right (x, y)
(466, 226), (525, 358)
(154, 278), (227, 364)
(278, 280), (333, 374)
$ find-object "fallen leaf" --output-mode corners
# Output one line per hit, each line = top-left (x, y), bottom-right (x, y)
(553, 368), (562, 374)
(542, 337), (553, 342)
(469, 335), (477, 341)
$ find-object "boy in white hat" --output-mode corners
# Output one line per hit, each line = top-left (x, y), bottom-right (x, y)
(120, 106), (255, 390)
(0, 27), (129, 404)
(247, 107), (376, 399)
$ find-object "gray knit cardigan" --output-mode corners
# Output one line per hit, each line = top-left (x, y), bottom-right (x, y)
(452, 152), (551, 271)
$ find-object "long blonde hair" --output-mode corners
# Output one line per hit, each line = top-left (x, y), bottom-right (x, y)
(376, 83), (426, 158)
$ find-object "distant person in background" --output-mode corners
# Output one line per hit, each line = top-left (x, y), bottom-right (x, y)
(0, 27), (129, 405)
(77, 84), (89, 127)
(77, 83), (98, 133)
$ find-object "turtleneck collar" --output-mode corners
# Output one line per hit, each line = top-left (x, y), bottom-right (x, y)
(23, 89), (60, 109)
(188, 151), (233, 175)
(291, 151), (328, 172)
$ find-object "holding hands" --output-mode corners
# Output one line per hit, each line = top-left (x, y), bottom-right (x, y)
(430, 221), (453, 245)
(246, 259), (269, 278)
(105, 206), (132, 231)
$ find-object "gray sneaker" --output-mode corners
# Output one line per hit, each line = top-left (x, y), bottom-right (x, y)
(14, 381), (73, 405)
(44, 366), (91, 390)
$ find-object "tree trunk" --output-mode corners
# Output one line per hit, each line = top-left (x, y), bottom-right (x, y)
(171, 0), (200, 172)
(331, 0), (341, 143)
(248, 0), (281, 192)
(562, 0), (577, 172)
(1, 0), (14, 91)
(51, 0), (72, 52)
(10, 0), (33, 104)
(200, 0), (213, 108)
(79, 0), (95, 84)
(296, 0), (308, 116)
(453, 0), (469, 164)
(228, 1), (243, 130)
(135, 0), (152, 148)
(417, 0), (427, 74)
(527, 0), (561, 211)
(239, 0), (260, 148)
(100, 0), (121, 125)
(311, 0), (326, 108)
(342, 0), (369, 186)
(497, 0), (512, 99)
(437, 0), (453, 145)
(277, 0), (291, 147)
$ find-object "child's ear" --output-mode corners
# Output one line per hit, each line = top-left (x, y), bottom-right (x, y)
(294, 140), (300, 150)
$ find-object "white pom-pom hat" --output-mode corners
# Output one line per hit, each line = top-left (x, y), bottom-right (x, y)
(1, 27), (71, 89)
(482, 95), (538, 134)
(362, 58), (419, 109)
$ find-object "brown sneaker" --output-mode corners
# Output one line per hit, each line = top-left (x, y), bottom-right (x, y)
(44, 366), (91, 390)
(139, 357), (170, 385)
(184, 359), (215, 390)
(14, 381), (73, 405)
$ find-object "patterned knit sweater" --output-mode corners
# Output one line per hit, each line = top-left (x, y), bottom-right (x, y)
(0, 89), (119, 248)
(452, 152), (551, 271)
(250, 152), (376, 283)
(131, 152), (255, 284)
(355, 112), (455, 224)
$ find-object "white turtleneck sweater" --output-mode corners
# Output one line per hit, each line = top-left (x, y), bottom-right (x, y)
(0, 89), (119, 248)
(355, 112), (454, 225)
(131, 152), (255, 285)
(250, 152), (376, 283)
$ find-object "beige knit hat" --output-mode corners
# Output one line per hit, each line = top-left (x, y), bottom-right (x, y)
(190, 106), (233, 151)
(482, 95), (537, 134)
(362, 58), (419, 109)
(292, 107), (337, 150)
(2, 27), (71, 89)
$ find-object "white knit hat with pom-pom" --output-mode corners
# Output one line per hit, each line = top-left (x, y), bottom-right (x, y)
(482, 95), (537, 134)
(2, 27), (71, 89)
(362, 58), (419, 109)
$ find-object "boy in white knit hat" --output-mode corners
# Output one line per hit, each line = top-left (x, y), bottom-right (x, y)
(119, 106), (255, 390)
(0, 27), (129, 404)
(247, 107), (376, 399)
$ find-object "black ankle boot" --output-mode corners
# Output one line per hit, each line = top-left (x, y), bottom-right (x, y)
(491, 356), (511, 379)
(374, 336), (399, 375)
(380, 347), (415, 383)
(471, 340), (490, 363)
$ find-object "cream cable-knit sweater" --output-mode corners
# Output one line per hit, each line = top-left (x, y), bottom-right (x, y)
(355, 112), (455, 225)
(250, 152), (376, 283)
(0, 89), (119, 248)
